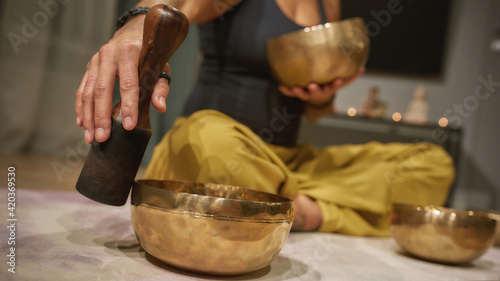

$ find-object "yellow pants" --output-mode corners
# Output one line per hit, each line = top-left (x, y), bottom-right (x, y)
(145, 110), (455, 236)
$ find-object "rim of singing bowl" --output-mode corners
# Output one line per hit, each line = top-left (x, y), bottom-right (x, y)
(131, 179), (294, 222)
(266, 17), (369, 88)
(392, 203), (497, 220)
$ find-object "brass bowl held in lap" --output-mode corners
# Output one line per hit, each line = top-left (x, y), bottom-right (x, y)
(266, 17), (369, 88)
(390, 203), (497, 264)
(130, 179), (294, 275)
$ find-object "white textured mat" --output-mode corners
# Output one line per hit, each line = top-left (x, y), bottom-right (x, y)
(1, 188), (499, 281)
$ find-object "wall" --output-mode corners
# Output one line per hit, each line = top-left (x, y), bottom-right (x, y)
(467, 0), (500, 210)
(333, 0), (500, 210)
(0, 0), (118, 156)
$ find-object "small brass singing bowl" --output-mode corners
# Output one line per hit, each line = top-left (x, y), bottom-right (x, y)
(391, 203), (497, 264)
(485, 211), (500, 247)
(266, 17), (369, 88)
(130, 179), (294, 275)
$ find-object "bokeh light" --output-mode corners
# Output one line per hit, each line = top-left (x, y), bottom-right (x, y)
(438, 117), (448, 127)
(347, 107), (357, 117)
(392, 112), (402, 122)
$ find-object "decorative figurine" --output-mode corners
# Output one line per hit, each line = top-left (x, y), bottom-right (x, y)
(403, 85), (429, 125)
(359, 86), (387, 119)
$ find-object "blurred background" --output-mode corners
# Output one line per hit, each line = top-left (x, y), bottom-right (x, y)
(0, 0), (498, 211)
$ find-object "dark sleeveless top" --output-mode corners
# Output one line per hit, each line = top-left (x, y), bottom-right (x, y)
(181, 0), (327, 147)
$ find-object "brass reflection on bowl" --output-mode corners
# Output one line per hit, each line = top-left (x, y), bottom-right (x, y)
(391, 203), (497, 264)
(486, 210), (500, 247)
(130, 179), (294, 275)
(266, 17), (369, 88)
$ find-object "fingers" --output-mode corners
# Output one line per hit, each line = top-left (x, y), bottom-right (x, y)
(152, 78), (169, 113)
(278, 85), (294, 97)
(278, 85), (310, 101)
(76, 17), (146, 144)
(291, 86), (310, 101)
(81, 54), (100, 144)
(278, 67), (365, 106)
(151, 64), (171, 113)
(93, 45), (117, 142)
(79, 42), (141, 143)
(75, 70), (89, 127)
(307, 82), (336, 105)
(307, 83), (322, 96)
(117, 44), (141, 131)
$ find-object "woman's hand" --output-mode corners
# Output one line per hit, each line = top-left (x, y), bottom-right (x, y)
(279, 67), (365, 122)
(75, 15), (170, 144)
(278, 67), (365, 105)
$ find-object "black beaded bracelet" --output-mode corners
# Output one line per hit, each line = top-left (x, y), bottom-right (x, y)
(117, 7), (150, 30)
(305, 97), (335, 109)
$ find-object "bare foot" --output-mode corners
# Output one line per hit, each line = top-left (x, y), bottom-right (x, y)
(291, 194), (323, 231)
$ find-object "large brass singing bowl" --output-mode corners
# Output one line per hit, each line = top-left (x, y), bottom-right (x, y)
(391, 203), (497, 264)
(266, 17), (369, 88)
(130, 179), (294, 275)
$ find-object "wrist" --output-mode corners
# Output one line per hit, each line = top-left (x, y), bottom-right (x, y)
(117, 7), (150, 30)
(112, 13), (146, 41)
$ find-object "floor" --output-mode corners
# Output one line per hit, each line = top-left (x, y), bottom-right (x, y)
(1, 166), (500, 280)
(1, 153), (500, 280)
(0, 153), (146, 192)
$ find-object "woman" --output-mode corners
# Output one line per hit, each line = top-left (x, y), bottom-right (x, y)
(75, 0), (455, 235)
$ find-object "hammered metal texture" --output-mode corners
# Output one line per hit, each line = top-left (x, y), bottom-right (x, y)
(391, 203), (497, 264)
(131, 179), (294, 275)
(267, 17), (369, 88)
